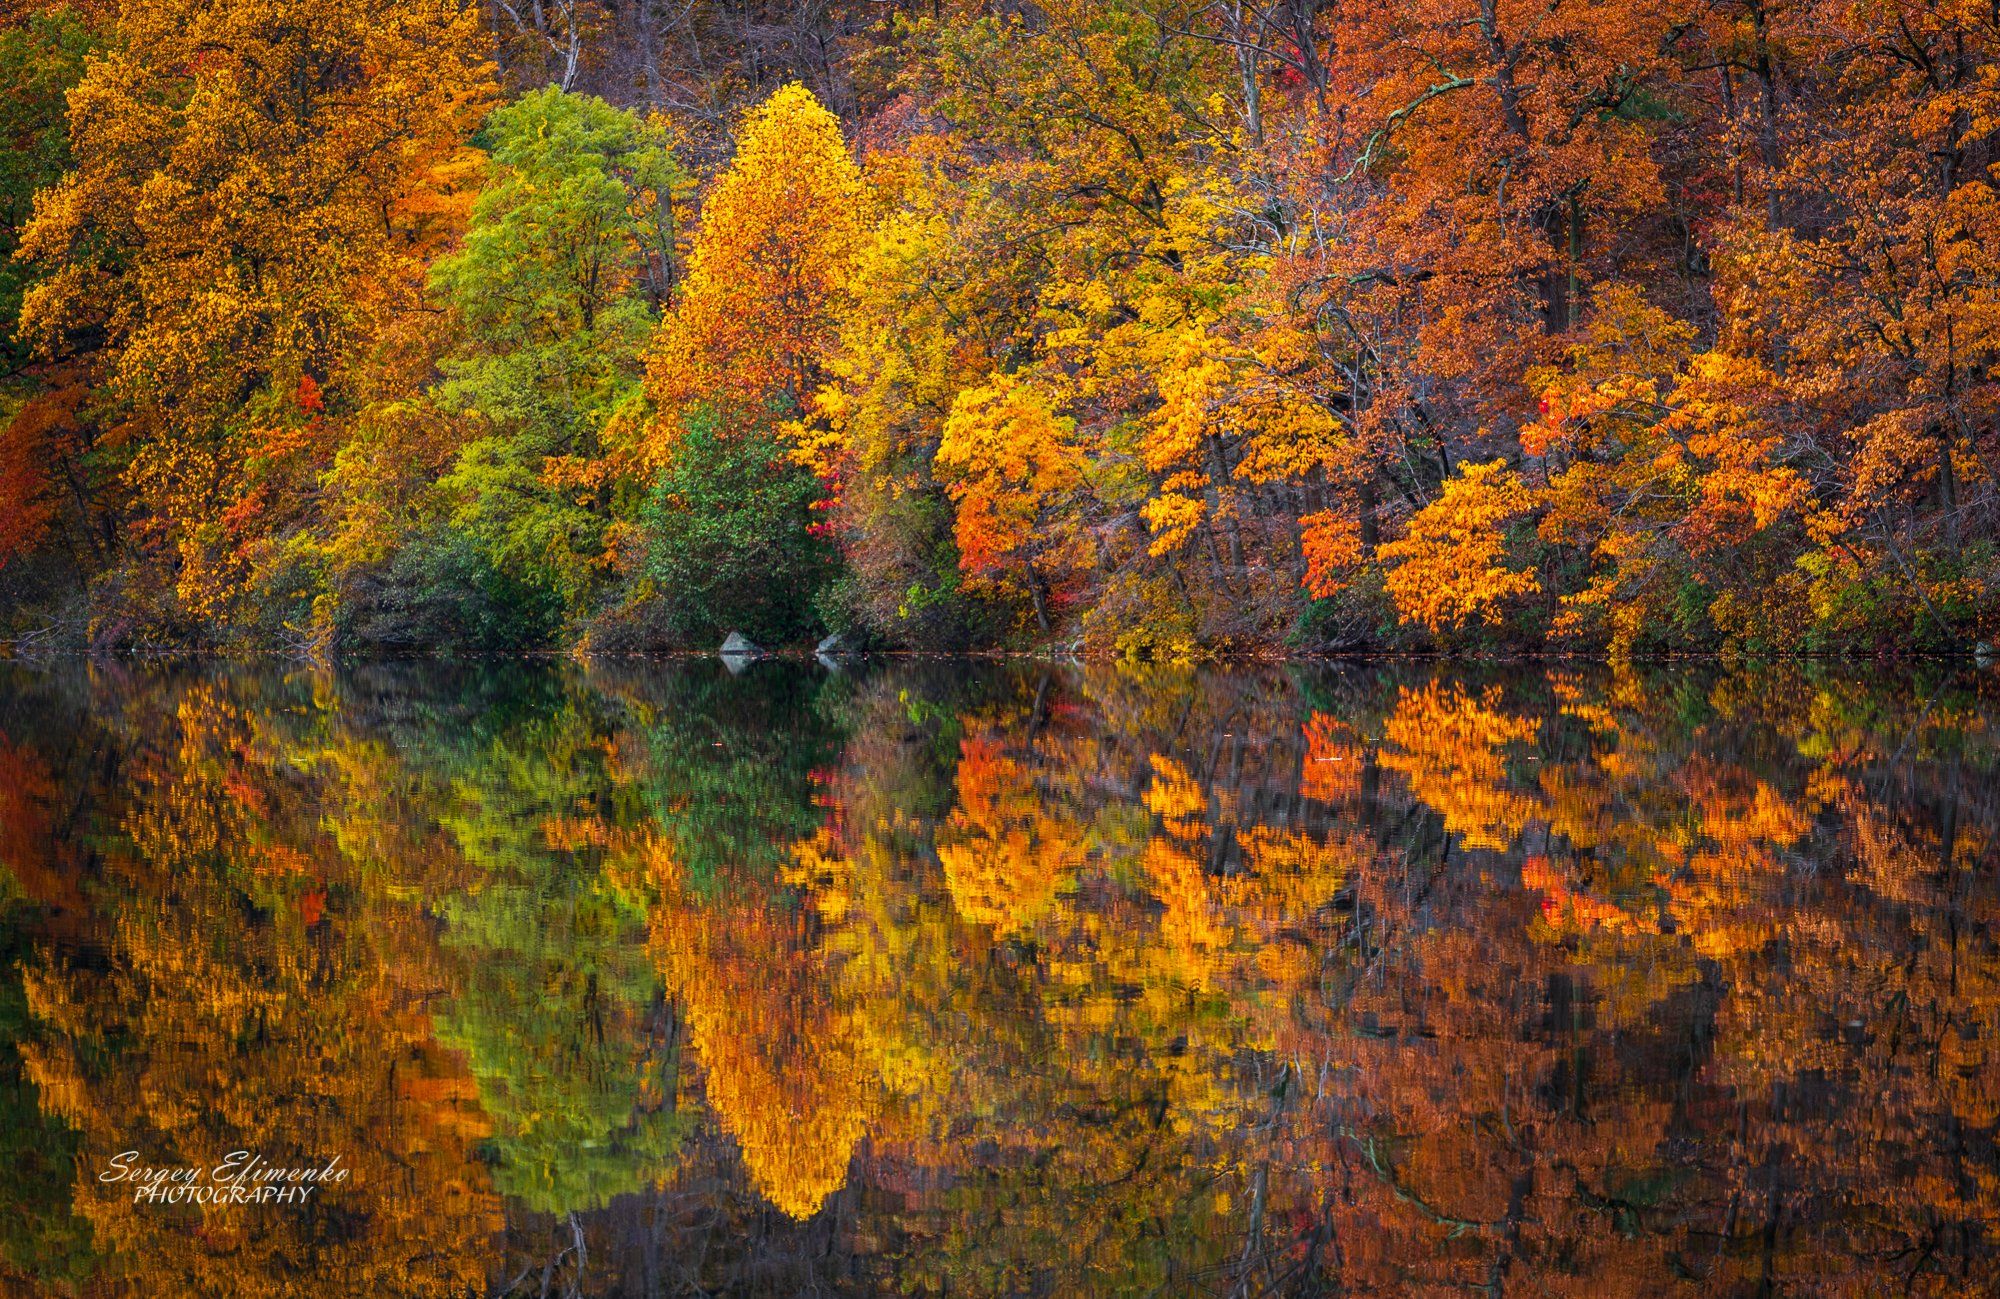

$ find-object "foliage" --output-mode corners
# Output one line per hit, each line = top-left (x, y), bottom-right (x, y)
(1379, 460), (1542, 636)
(644, 82), (864, 448)
(8, 0), (493, 638)
(640, 407), (839, 645)
(2, 0), (1998, 654)
(432, 87), (681, 459)
(0, 8), (97, 369)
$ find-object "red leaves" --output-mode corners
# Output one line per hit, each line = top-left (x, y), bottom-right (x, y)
(295, 373), (325, 417)
(0, 377), (90, 569)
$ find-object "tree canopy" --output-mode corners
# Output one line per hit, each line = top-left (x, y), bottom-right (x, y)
(0, 0), (1995, 657)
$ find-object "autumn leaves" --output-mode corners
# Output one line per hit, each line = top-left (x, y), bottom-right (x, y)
(0, 0), (1996, 655)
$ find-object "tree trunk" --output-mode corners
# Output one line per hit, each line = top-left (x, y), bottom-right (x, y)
(1231, 1), (1264, 147)
(1750, 0), (1784, 226)
(1024, 559), (1052, 632)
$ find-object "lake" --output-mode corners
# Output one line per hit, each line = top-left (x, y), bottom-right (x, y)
(0, 658), (1995, 1296)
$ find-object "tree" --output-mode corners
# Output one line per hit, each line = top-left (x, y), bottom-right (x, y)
(14, 0), (493, 630)
(644, 82), (864, 449)
(1379, 460), (1542, 635)
(0, 11), (103, 602)
(423, 87), (688, 636)
(0, 8), (97, 370)
(640, 407), (839, 644)
(934, 373), (1090, 633)
(433, 86), (684, 456)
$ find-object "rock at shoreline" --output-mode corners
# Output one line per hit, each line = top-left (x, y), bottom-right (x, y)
(720, 631), (763, 659)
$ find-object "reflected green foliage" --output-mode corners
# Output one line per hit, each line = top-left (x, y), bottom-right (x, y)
(425, 706), (685, 1213)
(0, 660), (1994, 1295)
(624, 661), (848, 892)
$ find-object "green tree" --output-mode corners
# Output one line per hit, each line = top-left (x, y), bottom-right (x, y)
(428, 87), (687, 633)
(420, 696), (685, 1214)
(641, 407), (839, 645)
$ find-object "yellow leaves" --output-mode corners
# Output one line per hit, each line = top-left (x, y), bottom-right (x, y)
(644, 83), (863, 454)
(1136, 329), (1227, 557)
(1140, 491), (1208, 559)
(937, 733), (1082, 937)
(792, 163), (1019, 616)
(1144, 753), (1209, 825)
(1381, 460), (1542, 635)
(125, 437), (247, 621)
(22, 0), (493, 424)
(10, 0), (494, 632)
(1149, 329), (1232, 476)
(1141, 323), (1344, 562)
(934, 372), (1084, 578)
(1381, 682), (1541, 851)
(650, 879), (874, 1221)
(1667, 352), (1808, 552)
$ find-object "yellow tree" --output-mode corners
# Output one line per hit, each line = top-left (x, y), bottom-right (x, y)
(1379, 460), (1543, 635)
(933, 372), (1091, 632)
(643, 83), (864, 456)
(645, 834), (875, 1221)
(16, 0), (490, 626)
(1526, 286), (1812, 654)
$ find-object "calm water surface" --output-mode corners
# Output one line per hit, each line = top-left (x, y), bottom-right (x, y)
(0, 659), (1996, 1296)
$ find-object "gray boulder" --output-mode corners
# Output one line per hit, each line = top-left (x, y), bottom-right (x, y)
(719, 631), (763, 658)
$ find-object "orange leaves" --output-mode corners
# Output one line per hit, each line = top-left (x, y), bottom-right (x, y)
(1380, 460), (1542, 635)
(645, 84), (863, 454)
(1520, 855), (1656, 937)
(1521, 288), (1818, 653)
(17, 0), (493, 426)
(7, 0), (1997, 655)
(934, 372), (1086, 583)
(937, 732), (1082, 937)
(1299, 510), (1364, 601)
(1522, 284), (1694, 459)
(1300, 712), (1364, 803)
(1841, 406), (1947, 526)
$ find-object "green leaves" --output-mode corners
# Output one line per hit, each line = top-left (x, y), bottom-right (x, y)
(640, 406), (839, 645)
(432, 87), (685, 455)
(421, 89), (689, 636)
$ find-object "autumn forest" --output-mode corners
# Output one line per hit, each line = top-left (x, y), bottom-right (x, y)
(1, 0), (1998, 656)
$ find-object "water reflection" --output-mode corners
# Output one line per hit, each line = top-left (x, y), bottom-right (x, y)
(0, 659), (1995, 1295)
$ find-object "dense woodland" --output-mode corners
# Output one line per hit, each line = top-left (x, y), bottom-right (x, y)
(0, 0), (1998, 656)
